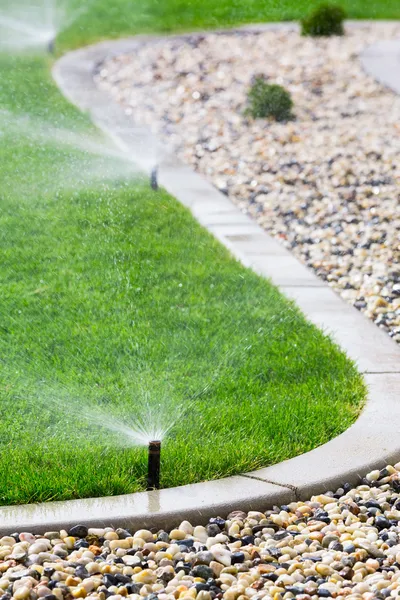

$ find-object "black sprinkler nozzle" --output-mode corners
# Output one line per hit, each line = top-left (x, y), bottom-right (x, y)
(150, 166), (158, 191)
(48, 39), (55, 54)
(147, 440), (161, 490)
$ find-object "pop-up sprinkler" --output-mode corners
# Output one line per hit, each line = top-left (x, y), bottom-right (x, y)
(47, 38), (55, 54)
(150, 166), (158, 191)
(147, 440), (161, 490)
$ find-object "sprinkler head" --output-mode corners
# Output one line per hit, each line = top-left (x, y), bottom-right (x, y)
(47, 38), (55, 54)
(150, 166), (158, 191)
(147, 440), (161, 490)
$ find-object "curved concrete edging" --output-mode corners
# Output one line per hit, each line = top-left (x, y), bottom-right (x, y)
(0, 23), (398, 535)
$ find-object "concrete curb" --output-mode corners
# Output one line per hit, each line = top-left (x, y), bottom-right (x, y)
(0, 22), (398, 534)
(360, 38), (400, 94)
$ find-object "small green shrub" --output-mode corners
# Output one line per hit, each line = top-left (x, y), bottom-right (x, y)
(245, 78), (293, 121)
(301, 3), (346, 37)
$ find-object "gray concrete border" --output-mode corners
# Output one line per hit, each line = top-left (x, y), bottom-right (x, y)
(361, 38), (400, 94)
(0, 23), (398, 534)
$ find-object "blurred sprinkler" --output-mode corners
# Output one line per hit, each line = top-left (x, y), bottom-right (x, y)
(47, 38), (55, 54)
(0, 0), (91, 53)
(150, 166), (159, 191)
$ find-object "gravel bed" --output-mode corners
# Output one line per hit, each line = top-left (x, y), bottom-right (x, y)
(4, 465), (400, 599)
(96, 23), (400, 342)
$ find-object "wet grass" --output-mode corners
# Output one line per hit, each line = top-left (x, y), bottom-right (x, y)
(0, 0), (375, 504)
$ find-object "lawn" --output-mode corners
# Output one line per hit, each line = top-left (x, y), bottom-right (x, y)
(57, 0), (400, 51)
(0, 0), (380, 505)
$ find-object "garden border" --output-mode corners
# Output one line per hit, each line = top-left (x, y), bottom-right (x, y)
(0, 23), (398, 534)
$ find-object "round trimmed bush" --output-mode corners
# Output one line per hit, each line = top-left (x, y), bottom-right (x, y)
(245, 78), (293, 121)
(301, 3), (346, 37)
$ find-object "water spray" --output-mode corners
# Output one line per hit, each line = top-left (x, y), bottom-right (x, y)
(147, 440), (161, 490)
(150, 166), (158, 191)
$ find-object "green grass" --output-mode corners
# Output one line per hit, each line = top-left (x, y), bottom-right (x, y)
(0, 0), (381, 504)
(57, 0), (400, 51)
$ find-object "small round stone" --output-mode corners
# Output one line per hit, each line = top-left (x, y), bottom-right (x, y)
(68, 525), (88, 538)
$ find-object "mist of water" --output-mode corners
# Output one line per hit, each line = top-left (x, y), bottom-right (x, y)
(0, 0), (88, 52)
(0, 110), (136, 165)
(46, 388), (181, 447)
(0, 108), (146, 193)
(29, 326), (277, 449)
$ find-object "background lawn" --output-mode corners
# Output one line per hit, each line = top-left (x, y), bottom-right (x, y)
(0, 0), (381, 504)
(57, 0), (400, 50)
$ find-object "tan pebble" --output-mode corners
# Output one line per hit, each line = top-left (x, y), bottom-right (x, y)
(210, 561), (223, 577)
(222, 590), (238, 600)
(316, 564), (333, 577)
(220, 573), (237, 585)
(352, 582), (370, 594)
(277, 574), (295, 586)
(0, 537), (15, 546)
(14, 579), (35, 591)
(212, 547), (231, 567)
(181, 590), (196, 599)
(247, 511), (265, 521)
(36, 587), (52, 598)
(64, 537), (76, 550)
(278, 554), (291, 564)
(228, 523), (240, 537)
(134, 530), (154, 543)
(28, 542), (50, 555)
(169, 529), (187, 541)
(269, 587), (285, 595)
(65, 576), (82, 587)
(221, 567), (238, 576)
(19, 533), (35, 544)
(14, 586), (31, 600)
(193, 527), (208, 543)
(179, 521), (193, 535)
(0, 579), (10, 592)
(134, 569), (157, 584)
(81, 579), (95, 593)
(88, 528), (106, 537)
(109, 539), (132, 551)
(108, 585), (119, 594)
(0, 548), (12, 560)
(101, 565), (112, 574)
(366, 470), (380, 482)
(104, 532), (119, 541)
(269, 515), (284, 527)
(313, 495), (335, 505)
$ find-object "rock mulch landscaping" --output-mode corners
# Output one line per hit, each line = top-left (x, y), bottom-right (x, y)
(4, 465), (400, 599)
(96, 23), (400, 343)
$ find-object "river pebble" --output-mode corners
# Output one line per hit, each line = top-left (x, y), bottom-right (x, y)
(3, 466), (400, 599)
(97, 23), (400, 342)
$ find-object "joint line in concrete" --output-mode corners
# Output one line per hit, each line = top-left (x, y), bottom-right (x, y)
(239, 474), (299, 499)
